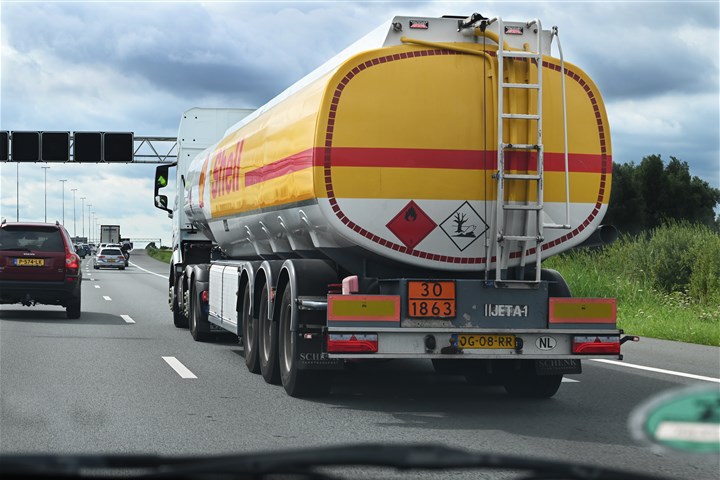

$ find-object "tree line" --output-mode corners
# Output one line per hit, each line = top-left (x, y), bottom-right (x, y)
(603, 155), (720, 234)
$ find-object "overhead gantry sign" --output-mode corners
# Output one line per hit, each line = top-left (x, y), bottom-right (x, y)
(0, 131), (177, 164)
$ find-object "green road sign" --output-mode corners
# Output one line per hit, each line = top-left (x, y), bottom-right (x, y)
(630, 385), (720, 454)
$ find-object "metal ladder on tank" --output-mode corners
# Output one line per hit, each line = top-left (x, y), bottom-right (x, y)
(490, 18), (546, 286)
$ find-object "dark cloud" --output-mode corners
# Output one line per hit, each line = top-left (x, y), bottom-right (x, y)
(551, 2), (719, 100)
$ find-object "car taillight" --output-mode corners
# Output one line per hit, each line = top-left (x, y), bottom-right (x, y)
(572, 335), (620, 355)
(327, 334), (378, 353)
(65, 252), (79, 270)
(98, 255), (105, 259)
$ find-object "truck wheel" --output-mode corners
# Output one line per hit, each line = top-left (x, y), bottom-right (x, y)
(241, 282), (260, 374)
(541, 269), (572, 297)
(503, 369), (563, 398)
(189, 284), (211, 342)
(258, 287), (280, 384)
(278, 288), (331, 397)
(171, 282), (188, 329)
(66, 292), (81, 319)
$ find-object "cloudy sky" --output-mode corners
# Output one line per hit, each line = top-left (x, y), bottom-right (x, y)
(1, 1), (718, 246)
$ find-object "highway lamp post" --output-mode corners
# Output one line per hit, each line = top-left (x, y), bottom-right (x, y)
(59, 179), (67, 226)
(80, 197), (86, 238)
(87, 204), (92, 243)
(71, 188), (78, 238)
(41, 166), (50, 222)
(16, 164), (19, 221)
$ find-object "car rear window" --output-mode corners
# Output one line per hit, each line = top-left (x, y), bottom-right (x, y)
(0, 226), (66, 252)
(101, 248), (123, 255)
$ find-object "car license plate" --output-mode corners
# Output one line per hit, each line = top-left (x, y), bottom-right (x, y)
(408, 281), (455, 318)
(454, 334), (516, 349)
(15, 258), (44, 267)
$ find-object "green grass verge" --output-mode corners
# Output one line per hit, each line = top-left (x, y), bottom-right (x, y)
(146, 247), (172, 264)
(545, 223), (720, 347)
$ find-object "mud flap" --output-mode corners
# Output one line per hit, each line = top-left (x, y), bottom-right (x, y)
(535, 359), (582, 376)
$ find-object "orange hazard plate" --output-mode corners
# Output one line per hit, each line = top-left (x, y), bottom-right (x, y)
(407, 281), (455, 318)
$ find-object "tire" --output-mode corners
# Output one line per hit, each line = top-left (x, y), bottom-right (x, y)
(241, 282), (260, 374)
(503, 366), (563, 398)
(278, 288), (331, 397)
(93, 265), (99, 270)
(541, 269), (572, 297)
(258, 287), (280, 384)
(119, 266), (125, 271)
(189, 283), (211, 342)
(171, 281), (188, 329)
(66, 292), (81, 319)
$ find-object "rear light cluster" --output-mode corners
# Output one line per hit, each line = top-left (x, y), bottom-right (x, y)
(327, 334), (378, 353)
(572, 335), (620, 355)
(65, 252), (79, 271)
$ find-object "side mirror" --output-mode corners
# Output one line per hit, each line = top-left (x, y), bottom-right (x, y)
(155, 195), (173, 218)
(154, 164), (175, 216)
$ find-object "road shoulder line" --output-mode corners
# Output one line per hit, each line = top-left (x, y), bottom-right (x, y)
(591, 359), (720, 383)
(129, 262), (166, 279)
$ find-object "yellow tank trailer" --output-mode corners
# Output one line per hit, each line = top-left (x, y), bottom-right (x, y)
(156, 13), (633, 399)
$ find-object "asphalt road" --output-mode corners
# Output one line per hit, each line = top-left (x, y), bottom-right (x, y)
(1, 250), (718, 479)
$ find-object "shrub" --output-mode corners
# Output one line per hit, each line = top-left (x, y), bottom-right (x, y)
(689, 234), (720, 303)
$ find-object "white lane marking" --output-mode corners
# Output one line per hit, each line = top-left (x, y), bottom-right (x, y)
(94, 285), (100, 289)
(162, 356), (197, 379)
(103, 296), (112, 301)
(562, 378), (580, 383)
(591, 359), (720, 384)
(130, 262), (166, 279)
(120, 315), (135, 324)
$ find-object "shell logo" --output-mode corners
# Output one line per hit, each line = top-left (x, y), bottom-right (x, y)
(209, 140), (244, 200)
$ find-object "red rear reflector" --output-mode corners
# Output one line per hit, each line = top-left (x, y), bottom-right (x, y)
(572, 335), (620, 355)
(201, 290), (209, 303)
(327, 334), (378, 353)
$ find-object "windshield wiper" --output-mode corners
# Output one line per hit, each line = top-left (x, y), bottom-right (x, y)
(0, 444), (670, 480)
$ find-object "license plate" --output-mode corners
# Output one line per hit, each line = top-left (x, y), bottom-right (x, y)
(408, 281), (455, 318)
(15, 258), (44, 267)
(454, 334), (516, 349)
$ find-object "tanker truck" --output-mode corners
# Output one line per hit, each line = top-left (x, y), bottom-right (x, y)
(153, 12), (635, 398)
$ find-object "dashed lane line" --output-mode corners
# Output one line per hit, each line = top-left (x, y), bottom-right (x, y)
(162, 356), (197, 379)
(590, 359), (720, 384)
(103, 296), (112, 301)
(120, 315), (135, 324)
(129, 262), (166, 279)
(562, 378), (580, 383)
(94, 285), (100, 289)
